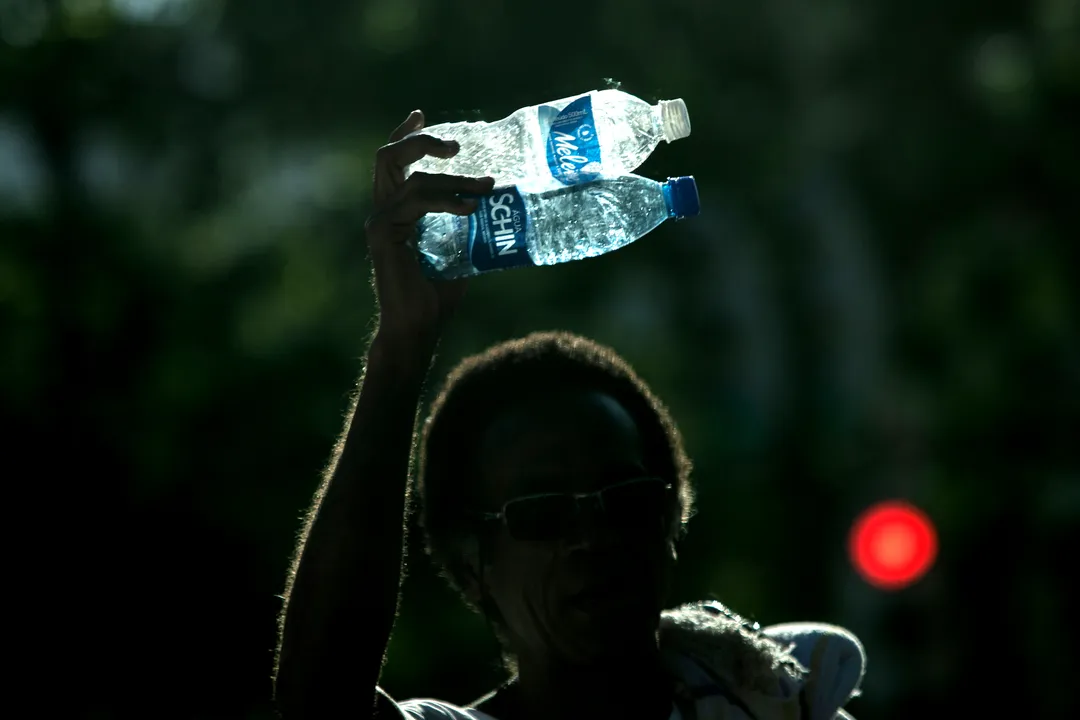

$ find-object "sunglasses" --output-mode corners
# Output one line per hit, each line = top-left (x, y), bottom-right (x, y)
(471, 476), (674, 542)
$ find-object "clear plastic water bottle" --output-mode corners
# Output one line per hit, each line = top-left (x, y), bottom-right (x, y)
(407, 90), (692, 187)
(417, 175), (700, 279)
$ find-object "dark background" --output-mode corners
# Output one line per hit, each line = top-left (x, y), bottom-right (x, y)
(2, 0), (1077, 717)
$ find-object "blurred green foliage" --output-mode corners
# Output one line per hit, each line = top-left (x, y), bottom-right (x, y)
(1, 0), (1077, 717)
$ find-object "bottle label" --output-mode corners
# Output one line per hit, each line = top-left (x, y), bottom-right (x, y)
(468, 186), (534, 273)
(539, 95), (602, 185)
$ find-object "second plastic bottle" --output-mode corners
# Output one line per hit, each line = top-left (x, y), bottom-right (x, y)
(417, 175), (700, 279)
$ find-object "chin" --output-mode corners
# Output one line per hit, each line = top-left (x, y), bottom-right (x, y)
(563, 631), (656, 666)
(561, 608), (660, 662)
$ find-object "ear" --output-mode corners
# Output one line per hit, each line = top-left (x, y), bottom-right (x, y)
(669, 521), (688, 561)
(669, 536), (681, 566)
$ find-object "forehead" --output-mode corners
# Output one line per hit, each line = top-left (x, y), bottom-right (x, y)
(475, 389), (646, 504)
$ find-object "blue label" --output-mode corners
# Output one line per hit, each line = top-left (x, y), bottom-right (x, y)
(539, 95), (602, 185)
(468, 186), (534, 273)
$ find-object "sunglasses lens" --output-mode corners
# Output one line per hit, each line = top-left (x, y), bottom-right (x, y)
(500, 479), (672, 541)
(604, 479), (670, 533)
(505, 494), (577, 541)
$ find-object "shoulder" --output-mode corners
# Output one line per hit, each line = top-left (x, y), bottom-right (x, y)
(397, 698), (501, 720)
(761, 622), (866, 719)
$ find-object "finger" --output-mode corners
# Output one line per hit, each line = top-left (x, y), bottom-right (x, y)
(393, 193), (480, 222)
(373, 133), (460, 205)
(388, 110), (424, 143)
(398, 171), (495, 198)
(376, 135), (460, 175)
(370, 174), (493, 238)
(367, 185), (481, 227)
(366, 193), (480, 239)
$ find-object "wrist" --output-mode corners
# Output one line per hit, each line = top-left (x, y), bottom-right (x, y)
(367, 331), (437, 385)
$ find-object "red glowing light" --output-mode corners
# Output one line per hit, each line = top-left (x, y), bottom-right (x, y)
(849, 500), (937, 590)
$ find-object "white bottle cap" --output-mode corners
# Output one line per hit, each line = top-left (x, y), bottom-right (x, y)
(660, 99), (691, 142)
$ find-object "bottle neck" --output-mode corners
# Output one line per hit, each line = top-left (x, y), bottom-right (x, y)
(652, 104), (666, 143)
(661, 181), (677, 219)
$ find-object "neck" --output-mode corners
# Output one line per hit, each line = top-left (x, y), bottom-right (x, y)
(511, 639), (673, 720)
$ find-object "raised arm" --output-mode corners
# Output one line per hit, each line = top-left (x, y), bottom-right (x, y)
(273, 110), (494, 719)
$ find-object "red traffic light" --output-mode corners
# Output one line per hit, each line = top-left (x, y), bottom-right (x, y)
(849, 500), (937, 590)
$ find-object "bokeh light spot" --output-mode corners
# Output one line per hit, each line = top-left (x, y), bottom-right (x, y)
(849, 500), (938, 590)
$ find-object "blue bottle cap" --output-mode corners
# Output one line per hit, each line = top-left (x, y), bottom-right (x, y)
(666, 176), (700, 219)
